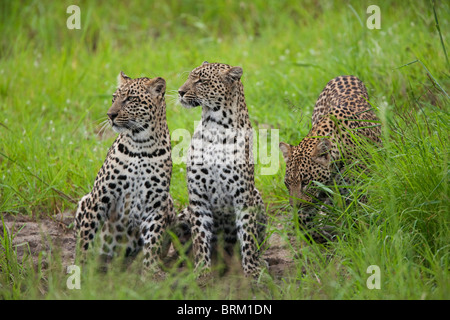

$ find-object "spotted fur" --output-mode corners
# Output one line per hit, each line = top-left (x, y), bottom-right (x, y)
(177, 62), (267, 278)
(74, 72), (175, 271)
(280, 75), (381, 241)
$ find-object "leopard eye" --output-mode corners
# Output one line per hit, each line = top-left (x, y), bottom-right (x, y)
(112, 95), (117, 103)
(125, 96), (139, 103)
(197, 78), (210, 85)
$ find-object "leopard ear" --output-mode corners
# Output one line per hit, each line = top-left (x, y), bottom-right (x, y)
(313, 139), (332, 166)
(202, 61), (209, 65)
(223, 66), (243, 83)
(143, 77), (166, 97)
(279, 142), (292, 163)
(118, 71), (131, 86)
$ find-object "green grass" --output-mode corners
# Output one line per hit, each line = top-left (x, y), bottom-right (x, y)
(0, 0), (449, 299)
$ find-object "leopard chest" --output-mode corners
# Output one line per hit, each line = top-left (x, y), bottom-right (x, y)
(99, 141), (170, 219)
(187, 118), (249, 207)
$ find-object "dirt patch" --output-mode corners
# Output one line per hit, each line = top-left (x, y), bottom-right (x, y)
(263, 225), (297, 277)
(1, 212), (296, 278)
(1, 212), (76, 268)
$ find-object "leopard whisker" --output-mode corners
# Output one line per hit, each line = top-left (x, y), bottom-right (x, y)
(97, 119), (111, 137)
(165, 93), (182, 106)
(167, 89), (178, 95)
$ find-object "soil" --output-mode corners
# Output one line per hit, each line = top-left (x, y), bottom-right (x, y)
(1, 212), (76, 268)
(1, 212), (296, 278)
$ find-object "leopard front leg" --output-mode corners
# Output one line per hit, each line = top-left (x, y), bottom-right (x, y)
(188, 204), (214, 277)
(74, 194), (104, 261)
(174, 206), (192, 247)
(252, 188), (267, 247)
(298, 206), (333, 243)
(141, 207), (173, 273)
(235, 204), (266, 278)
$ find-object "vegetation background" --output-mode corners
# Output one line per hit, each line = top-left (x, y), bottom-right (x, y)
(0, 0), (448, 299)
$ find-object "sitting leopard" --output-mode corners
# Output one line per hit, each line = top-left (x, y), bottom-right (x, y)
(279, 75), (381, 242)
(74, 71), (175, 271)
(177, 62), (267, 278)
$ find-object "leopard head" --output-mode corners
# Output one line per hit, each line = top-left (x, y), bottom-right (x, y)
(107, 71), (166, 134)
(279, 138), (333, 208)
(178, 61), (243, 109)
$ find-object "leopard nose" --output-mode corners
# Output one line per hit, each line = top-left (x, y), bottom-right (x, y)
(107, 112), (118, 121)
(178, 89), (186, 98)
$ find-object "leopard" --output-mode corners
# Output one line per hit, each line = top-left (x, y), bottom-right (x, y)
(279, 75), (381, 242)
(177, 61), (267, 278)
(74, 71), (175, 272)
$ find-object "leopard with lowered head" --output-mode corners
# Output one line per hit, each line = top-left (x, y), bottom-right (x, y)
(177, 62), (267, 278)
(279, 75), (381, 242)
(74, 71), (175, 271)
